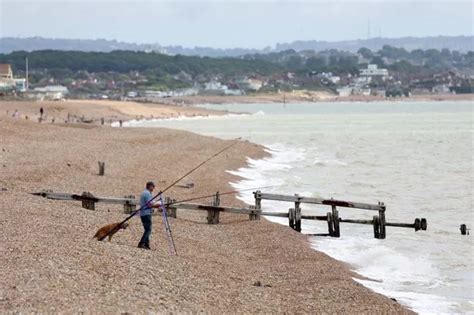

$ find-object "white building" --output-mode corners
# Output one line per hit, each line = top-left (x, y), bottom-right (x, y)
(32, 85), (68, 100)
(0, 64), (13, 79)
(172, 87), (199, 97)
(337, 87), (352, 97)
(224, 89), (244, 96)
(203, 80), (243, 95)
(204, 80), (228, 92)
(13, 79), (27, 92)
(0, 64), (27, 92)
(144, 90), (172, 98)
(328, 75), (340, 84)
(127, 91), (138, 98)
(432, 84), (451, 94)
(236, 78), (263, 91)
(360, 64), (389, 77)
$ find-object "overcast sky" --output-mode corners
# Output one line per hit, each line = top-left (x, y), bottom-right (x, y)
(0, 0), (472, 48)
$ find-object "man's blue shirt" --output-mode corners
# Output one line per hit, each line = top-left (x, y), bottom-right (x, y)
(140, 190), (154, 216)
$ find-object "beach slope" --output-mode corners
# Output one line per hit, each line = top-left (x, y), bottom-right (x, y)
(0, 112), (412, 313)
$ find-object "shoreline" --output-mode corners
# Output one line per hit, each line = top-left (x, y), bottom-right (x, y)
(2, 93), (470, 128)
(160, 91), (473, 106)
(0, 100), (414, 313)
(0, 99), (227, 125)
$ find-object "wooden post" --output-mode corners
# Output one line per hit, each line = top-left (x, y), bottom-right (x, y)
(331, 205), (340, 237)
(373, 215), (381, 239)
(295, 206), (301, 232)
(166, 197), (177, 218)
(81, 191), (96, 210)
(214, 191), (220, 206)
(289, 208), (295, 229)
(123, 195), (135, 214)
(207, 191), (220, 224)
(251, 190), (262, 221)
(327, 212), (334, 236)
(294, 194), (301, 232)
(98, 161), (105, 176)
(378, 202), (386, 239)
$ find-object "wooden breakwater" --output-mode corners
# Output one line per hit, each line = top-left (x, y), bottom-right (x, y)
(33, 190), (428, 239)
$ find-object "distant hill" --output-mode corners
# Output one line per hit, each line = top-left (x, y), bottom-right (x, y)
(275, 36), (474, 54)
(0, 35), (472, 56)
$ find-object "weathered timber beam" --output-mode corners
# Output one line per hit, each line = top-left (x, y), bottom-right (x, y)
(261, 212), (289, 218)
(256, 192), (384, 211)
(301, 215), (327, 220)
(385, 222), (415, 228)
(32, 192), (137, 205)
(340, 218), (374, 225)
(172, 203), (259, 215)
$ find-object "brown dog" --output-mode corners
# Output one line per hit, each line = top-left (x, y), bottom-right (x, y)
(93, 222), (129, 241)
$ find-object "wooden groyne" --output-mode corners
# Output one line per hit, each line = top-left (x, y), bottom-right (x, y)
(253, 191), (427, 239)
(32, 191), (137, 213)
(33, 190), (427, 239)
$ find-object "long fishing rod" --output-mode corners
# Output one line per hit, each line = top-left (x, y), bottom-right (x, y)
(98, 138), (241, 241)
(164, 185), (280, 206)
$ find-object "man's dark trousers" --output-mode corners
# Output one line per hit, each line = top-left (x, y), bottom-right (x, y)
(139, 214), (152, 248)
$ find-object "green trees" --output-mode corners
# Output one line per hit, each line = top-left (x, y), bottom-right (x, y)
(0, 50), (281, 77)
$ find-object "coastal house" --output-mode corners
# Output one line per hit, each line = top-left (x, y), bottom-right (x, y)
(337, 86), (352, 97)
(0, 64), (13, 79)
(236, 77), (263, 91)
(204, 80), (228, 92)
(432, 84), (451, 94)
(172, 87), (199, 97)
(0, 63), (27, 92)
(13, 78), (27, 92)
(143, 90), (172, 98)
(30, 85), (68, 100)
(360, 64), (389, 79)
(224, 89), (244, 96)
(309, 72), (341, 85)
(352, 86), (371, 96)
(127, 91), (138, 98)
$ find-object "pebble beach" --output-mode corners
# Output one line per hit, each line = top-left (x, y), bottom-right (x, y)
(0, 100), (413, 313)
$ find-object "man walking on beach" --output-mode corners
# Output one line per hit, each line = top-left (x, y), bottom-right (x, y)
(138, 181), (160, 249)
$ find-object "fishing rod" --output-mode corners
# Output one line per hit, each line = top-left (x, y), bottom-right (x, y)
(164, 185), (280, 206)
(98, 138), (241, 241)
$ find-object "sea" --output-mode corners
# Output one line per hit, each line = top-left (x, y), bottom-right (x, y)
(124, 101), (473, 314)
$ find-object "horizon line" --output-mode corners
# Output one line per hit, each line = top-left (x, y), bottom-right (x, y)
(1, 34), (472, 51)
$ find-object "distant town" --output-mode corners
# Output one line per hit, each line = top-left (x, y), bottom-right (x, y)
(0, 45), (472, 101)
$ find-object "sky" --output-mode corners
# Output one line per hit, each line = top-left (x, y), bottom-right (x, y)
(0, 0), (472, 49)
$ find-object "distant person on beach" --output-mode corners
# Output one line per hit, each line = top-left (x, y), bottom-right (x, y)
(138, 181), (160, 249)
(12, 110), (19, 118)
(40, 107), (44, 118)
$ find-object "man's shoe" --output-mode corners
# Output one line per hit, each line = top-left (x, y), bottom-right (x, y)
(144, 244), (151, 250)
(138, 243), (146, 249)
